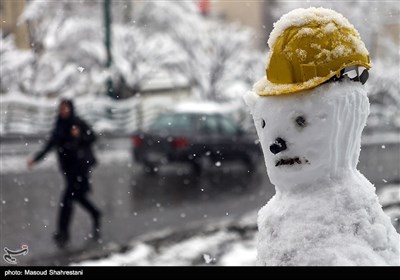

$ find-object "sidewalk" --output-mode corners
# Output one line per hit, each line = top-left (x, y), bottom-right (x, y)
(73, 184), (400, 266)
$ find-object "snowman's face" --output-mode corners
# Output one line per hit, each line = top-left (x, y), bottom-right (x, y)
(245, 81), (369, 190)
(253, 92), (334, 188)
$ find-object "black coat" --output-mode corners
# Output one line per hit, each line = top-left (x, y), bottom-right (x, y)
(34, 116), (97, 174)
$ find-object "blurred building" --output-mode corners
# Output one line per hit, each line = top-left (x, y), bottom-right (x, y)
(374, 19), (400, 61)
(209, 0), (276, 49)
(0, 0), (30, 49)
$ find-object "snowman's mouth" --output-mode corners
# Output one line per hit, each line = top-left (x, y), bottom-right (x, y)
(275, 157), (308, 167)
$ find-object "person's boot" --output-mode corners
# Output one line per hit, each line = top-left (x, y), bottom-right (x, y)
(92, 211), (102, 241)
(53, 231), (69, 249)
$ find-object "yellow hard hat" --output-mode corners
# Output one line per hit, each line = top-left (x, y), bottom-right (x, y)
(258, 7), (372, 96)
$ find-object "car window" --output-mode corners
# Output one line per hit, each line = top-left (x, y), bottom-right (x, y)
(149, 114), (192, 133)
(219, 116), (239, 135)
(198, 115), (220, 134)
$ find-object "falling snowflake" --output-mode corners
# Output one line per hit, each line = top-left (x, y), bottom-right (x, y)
(215, 161), (221, 167)
(77, 66), (85, 73)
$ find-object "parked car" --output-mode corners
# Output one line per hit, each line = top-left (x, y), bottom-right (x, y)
(132, 106), (260, 175)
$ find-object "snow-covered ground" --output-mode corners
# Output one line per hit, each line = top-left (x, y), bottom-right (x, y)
(71, 184), (399, 266)
(71, 211), (258, 266)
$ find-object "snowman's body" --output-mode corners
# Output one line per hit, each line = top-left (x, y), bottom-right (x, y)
(258, 174), (398, 266)
(245, 81), (400, 266)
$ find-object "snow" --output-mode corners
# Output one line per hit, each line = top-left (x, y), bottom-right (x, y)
(70, 212), (259, 266)
(245, 79), (400, 265)
(323, 22), (337, 34)
(254, 75), (323, 96)
(377, 185), (400, 207)
(73, 230), (243, 266)
(295, 49), (307, 62)
(267, 7), (363, 52)
(218, 240), (256, 266)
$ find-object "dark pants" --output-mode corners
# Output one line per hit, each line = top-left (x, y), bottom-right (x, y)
(58, 170), (100, 237)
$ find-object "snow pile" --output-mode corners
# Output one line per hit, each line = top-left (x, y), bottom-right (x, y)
(72, 213), (258, 266)
(73, 231), (255, 266)
(245, 80), (400, 265)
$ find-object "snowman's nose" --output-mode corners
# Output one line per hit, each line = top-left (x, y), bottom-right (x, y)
(270, 137), (287, 154)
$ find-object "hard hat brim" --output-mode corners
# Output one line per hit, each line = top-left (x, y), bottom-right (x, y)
(256, 63), (371, 96)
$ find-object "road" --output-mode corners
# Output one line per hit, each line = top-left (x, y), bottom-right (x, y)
(1, 135), (399, 266)
(0, 146), (273, 266)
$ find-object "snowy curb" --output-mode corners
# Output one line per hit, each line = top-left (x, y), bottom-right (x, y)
(70, 211), (258, 266)
(69, 186), (400, 266)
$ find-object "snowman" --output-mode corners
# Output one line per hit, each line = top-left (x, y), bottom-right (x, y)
(244, 7), (400, 266)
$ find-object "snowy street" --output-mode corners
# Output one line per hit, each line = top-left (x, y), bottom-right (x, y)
(0, 136), (274, 265)
(1, 135), (399, 265)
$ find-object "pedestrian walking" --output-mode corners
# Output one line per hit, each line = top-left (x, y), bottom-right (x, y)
(27, 99), (101, 248)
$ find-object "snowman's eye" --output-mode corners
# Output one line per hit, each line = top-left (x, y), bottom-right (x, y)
(295, 116), (306, 127)
(261, 119), (266, 128)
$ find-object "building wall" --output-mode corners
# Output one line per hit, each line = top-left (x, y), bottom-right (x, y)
(0, 0), (30, 49)
(376, 22), (400, 60)
(211, 0), (274, 49)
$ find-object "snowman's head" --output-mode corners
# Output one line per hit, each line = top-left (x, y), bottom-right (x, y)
(244, 80), (369, 190)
